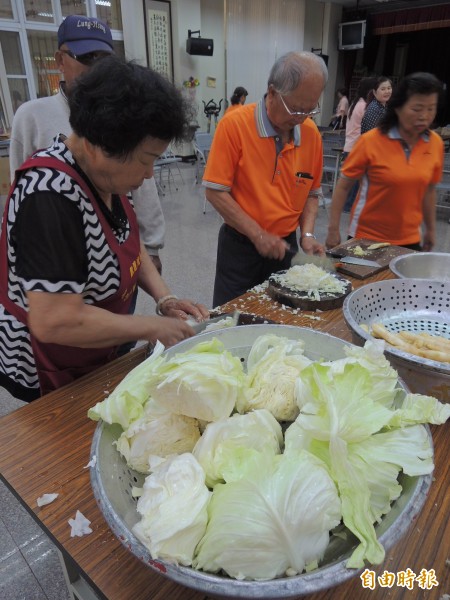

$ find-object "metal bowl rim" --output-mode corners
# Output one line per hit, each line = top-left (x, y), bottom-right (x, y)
(389, 252), (450, 280)
(343, 279), (450, 373)
(90, 324), (434, 598)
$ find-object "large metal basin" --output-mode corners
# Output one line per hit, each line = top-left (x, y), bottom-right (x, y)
(390, 252), (450, 281)
(90, 325), (433, 598)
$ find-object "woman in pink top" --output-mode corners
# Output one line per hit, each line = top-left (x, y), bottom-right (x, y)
(341, 77), (377, 211)
(330, 88), (349, 129)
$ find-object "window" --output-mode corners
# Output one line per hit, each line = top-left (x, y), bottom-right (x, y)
(95, 0), (122, 31)
(0, 0), (14, 20)
(0, 0), (125, 112)
(27, 30), (59, 97)
(23, 0), (55, 24)
(0, 31), (30, 122)
(61, 0), (88, 18)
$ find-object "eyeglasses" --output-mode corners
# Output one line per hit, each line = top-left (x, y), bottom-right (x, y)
(278, 93), (321, 118)
(61, 49), (111, 66)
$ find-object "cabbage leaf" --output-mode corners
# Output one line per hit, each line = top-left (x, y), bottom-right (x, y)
(193, 448), (341, 580)
(192, 409), (283, 487)
(148, 338), (246, 422)
(132, 453), (211, 566)
(87, 341), (166, 429)
(288, 357), (447, 569)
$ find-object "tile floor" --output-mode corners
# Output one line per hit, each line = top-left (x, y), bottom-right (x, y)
(1, 162), (450, 599)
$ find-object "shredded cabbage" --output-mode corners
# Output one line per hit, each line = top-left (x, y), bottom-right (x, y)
(272, 264), (347, 301)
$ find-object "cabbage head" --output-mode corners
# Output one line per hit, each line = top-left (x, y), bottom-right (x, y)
(192, 409), (283, 487)
(132, 453), (211, 566)
(237, 334), (312, 421)
(148, 338), (246, 422)
(193, 448), (341, 580)
(116, 400), (201, 473)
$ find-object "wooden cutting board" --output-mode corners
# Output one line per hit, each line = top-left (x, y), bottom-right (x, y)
(327, 238), (416, 280)
(267, 271), (352, 311)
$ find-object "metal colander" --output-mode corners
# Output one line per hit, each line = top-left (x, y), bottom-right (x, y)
(90, 325), (433, 599)
(343, 279), (450, 402)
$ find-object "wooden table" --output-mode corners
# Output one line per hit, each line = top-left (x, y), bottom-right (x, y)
(0, 270), (448, 600)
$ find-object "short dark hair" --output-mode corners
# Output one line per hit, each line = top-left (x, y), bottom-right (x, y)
(68, 56), (191, 158)
(230, 86), (248, 105)
(378, 72), (444, 134)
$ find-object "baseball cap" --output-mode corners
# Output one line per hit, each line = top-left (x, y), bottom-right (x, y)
(58, 15), (113, 55)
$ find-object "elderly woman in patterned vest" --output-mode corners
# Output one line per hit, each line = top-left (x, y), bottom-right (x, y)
(0, 56), (208, 401)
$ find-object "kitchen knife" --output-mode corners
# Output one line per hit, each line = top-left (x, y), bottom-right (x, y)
(333, 256), (381, 268)
(188, 310), (240, 335)
(287, 247), (336, 272)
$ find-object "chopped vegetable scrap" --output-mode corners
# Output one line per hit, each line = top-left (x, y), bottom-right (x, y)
(367, 243), (390, 250)
(352, 245), (369, 256)
(37, 493), (59, 507)
(68, 510), (92, 537)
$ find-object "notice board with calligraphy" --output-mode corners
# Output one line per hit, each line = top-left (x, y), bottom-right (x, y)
(144, 0), (173, 80)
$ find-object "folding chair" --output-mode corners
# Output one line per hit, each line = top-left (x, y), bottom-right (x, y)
(436, 168), (450, 218)
(192, 131), (214, 213)
(154, 148), (184, 193)
(193, 131), (213, 184)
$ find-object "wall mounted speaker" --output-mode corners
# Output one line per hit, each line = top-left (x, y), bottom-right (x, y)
(186, 37), (214, 56)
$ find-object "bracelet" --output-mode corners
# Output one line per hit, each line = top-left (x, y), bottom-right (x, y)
(156, 294), (178, 315)
(301, 232), (317, 240)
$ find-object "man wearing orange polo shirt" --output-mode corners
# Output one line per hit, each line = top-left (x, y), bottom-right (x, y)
(203, 51), (327, 306)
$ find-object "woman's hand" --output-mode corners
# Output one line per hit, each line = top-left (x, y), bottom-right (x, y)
(159, 297), (210, 321)
(147, 316), (195, 347)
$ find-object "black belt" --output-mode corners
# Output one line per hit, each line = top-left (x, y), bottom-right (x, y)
(223, 224), (296, 245)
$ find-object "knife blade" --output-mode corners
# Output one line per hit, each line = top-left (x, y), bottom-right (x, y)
(287, 247), (336, 272)
(189, 311), (240, 335)
(336, 256), (381, 268)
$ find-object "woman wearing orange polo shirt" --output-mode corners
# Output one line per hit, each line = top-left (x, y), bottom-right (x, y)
(224, 86), (248, 116)
(326, 72), (444, 252)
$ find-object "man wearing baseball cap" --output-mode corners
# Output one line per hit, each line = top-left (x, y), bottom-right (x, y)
(9, 15), (165, 273)
(57, 14), (114, 55)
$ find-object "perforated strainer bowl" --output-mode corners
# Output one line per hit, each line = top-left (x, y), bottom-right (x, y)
(90, 325), (432, 598)
(343, 279), (450, 402)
